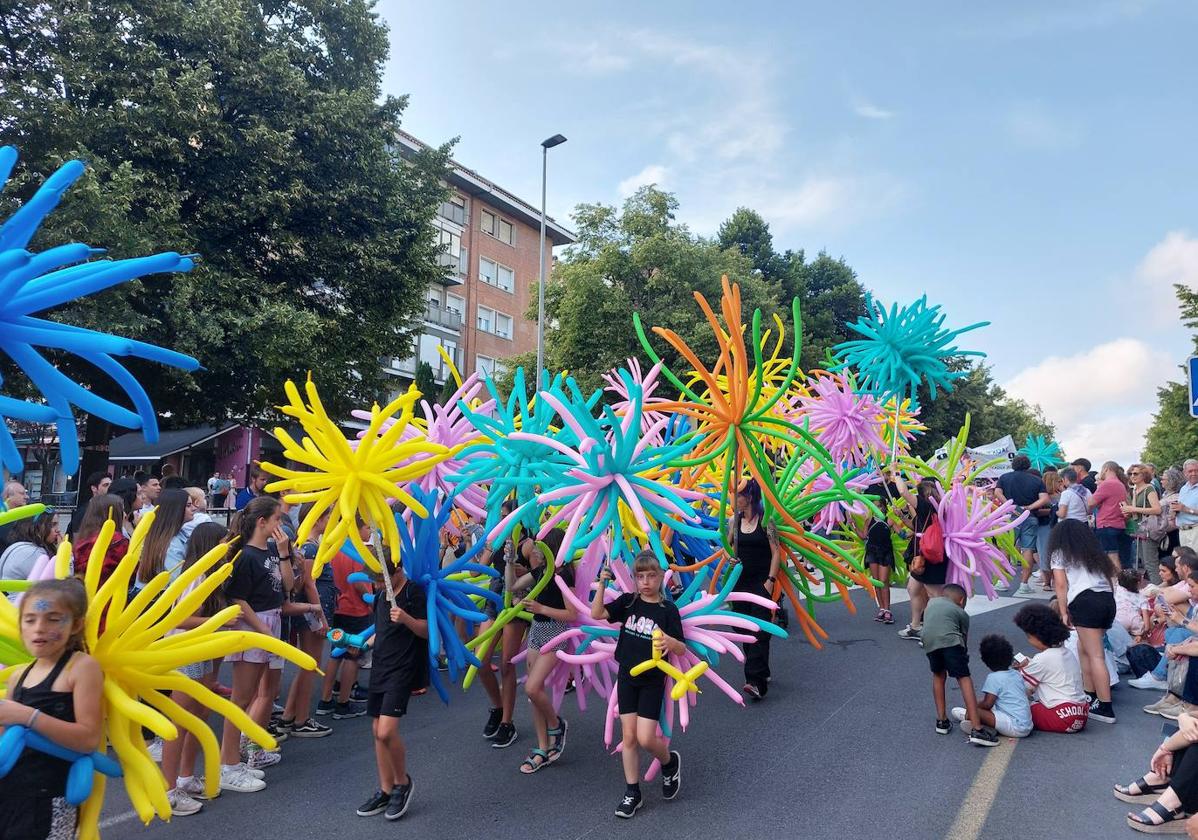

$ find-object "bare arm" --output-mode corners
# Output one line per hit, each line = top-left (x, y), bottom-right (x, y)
(389, 606), (428, 639)
(0, 655), (103, 753)
(591, 569), (612, 621)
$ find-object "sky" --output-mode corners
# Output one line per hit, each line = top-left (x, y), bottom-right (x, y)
(378, 0), (1198, 464)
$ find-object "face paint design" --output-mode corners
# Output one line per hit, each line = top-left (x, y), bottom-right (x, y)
(32, 599), (52, 612)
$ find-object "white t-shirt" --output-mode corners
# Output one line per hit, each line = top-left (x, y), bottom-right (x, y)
(1049, 550), (1113, 605)
(1024, 646), (1086, 708)
(1058, 486), (1090, 522)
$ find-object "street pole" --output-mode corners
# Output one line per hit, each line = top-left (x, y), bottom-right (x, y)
(535, 134), (566, 392)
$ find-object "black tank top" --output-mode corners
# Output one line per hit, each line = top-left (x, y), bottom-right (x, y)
(733, 517), (772, 592)
(6, 651), (77, 797)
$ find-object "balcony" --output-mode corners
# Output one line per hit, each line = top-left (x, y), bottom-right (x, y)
(386, 345), (464, 387)
(436, 250), (466, 286)
(424, 301), (462, 331)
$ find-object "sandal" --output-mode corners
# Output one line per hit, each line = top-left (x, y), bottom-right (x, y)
(519, 749), (550, 775)
(547, 717), (568, 762)
(1127, 801), (1188, 833)
(1115, 776), (1171, 804)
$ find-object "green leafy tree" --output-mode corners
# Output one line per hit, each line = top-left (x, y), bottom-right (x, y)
(0, 0), (449, 445)
(414, 362), (437, 403)
(1144, 285), (1198, 468)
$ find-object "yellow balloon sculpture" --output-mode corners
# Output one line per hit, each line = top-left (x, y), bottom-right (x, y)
(0, 512), (318, 839)
(629, 630), (710, 702)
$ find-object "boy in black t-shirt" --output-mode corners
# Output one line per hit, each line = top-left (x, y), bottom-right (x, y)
(592, 550), (686, 818)
(355, 560), (428, 822)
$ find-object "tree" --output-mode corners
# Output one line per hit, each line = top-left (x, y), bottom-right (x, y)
(1143, 284), (1198, 468)
(0, 0), (449, 437)
(534, 188), (779, 394)
(414, 362), (437, 404)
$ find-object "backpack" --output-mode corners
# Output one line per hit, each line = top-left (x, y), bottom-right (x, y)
(920, 515), (945, 564)
(1136, 487), (1170, 542)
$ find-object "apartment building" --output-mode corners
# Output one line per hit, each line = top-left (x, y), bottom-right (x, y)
(385, 130), (576, 393)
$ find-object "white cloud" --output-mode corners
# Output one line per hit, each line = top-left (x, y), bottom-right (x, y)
(722, 173), (906, 232)
(618, 164), (669, 198)
(1004, 337), (1173, 464)
(560, 41), (632, 76)
(1136, 230), (1198, 324)
(1005, 102), (1082, 150)
(853, 102), (894, 120)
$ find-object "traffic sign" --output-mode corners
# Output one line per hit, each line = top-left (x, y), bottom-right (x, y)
(1189, 356), (1198, 418)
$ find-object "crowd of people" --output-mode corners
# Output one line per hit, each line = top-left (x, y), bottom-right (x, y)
(863, 453), (1198, 834)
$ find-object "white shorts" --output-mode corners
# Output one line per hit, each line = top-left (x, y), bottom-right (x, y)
(992, 708), (1032, 738)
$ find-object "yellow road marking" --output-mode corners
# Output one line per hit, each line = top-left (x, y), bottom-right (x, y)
(945, 739), (1018, 840)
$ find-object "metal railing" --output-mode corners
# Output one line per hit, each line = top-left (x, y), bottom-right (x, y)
(424, 301), (462, 330)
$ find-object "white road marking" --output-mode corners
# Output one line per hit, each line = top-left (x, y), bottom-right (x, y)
(944, 739), (1018, 840)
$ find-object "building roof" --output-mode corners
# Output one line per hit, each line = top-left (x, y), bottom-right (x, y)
(394, 129), (577, 246)
(109, 424), (237, 461)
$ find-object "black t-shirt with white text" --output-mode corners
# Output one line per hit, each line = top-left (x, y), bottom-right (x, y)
(225, 544), (283, 613)
(606, 593), (685, 684)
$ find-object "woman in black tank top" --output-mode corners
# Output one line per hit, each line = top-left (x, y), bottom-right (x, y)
(730, 479), (781, 701)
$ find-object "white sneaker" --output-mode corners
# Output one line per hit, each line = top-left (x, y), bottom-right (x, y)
(950, 707), (967, 722)
(238, 763), (266, 780)
(1129, 673), (1169, 690)
(147, 738), (164, 762)
(176, 776), (218, 800)
(168, 788), (204, 816)
(219, 764), (266, 793)
(1013, 583), (1034, 597)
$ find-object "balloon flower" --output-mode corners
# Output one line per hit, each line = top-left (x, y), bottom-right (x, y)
(0, 146), (200, 476)
(795, 373), (888, 467)
(1019, 434), (1065, 471)
(261, 376), (455, 578)
(0, 512), (318, 838)
(833, 294), (988, 401)
(935, 482), (1023, 598)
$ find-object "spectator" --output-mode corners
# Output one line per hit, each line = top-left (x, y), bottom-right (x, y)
(1125, 464), (1164, 583)
(1012, 602), (1089, 733)
(995, 454), (1051, 597)
(107, 477), (141, 537)
(1161, 467), (1185, 557)
(1057, 467), (1092, 523)
(950, 634), (1033, 738)
(1072, 457), (1098, 493)
(207, 471), (222, 507)
(236, 465), (269, 511)
(1037, 470), (1063, 589)
(67, 471), (111, 538)
(135, 488), (195, 589)
(1170, 460), (1198, 553)
(1089, 461), (1132, 569)
(0, 512), (61, 599)
(0, 479), (29, 544)
(73, 494), (130, 584)
(1116, 711), (1198, 833)
(136, 471), (162, 515)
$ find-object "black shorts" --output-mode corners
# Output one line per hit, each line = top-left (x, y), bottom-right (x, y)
(1069, 589), (1116, 630)
(0, 794), (76, 840)
(367, 678), (419, 719)
(926, 645), (970, 678)
(617, 677), (666, 719)
(866, 550), (894, 569)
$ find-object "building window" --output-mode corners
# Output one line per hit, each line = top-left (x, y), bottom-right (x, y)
(495, 312), (513, 340)
(446, 293), (464, 316)
(476, 305), (494, 334)
(476, 354), (497, 377)
(439, 195), (466, 225)
(480, 257), (515, 292)
(480, 209), (515, 245)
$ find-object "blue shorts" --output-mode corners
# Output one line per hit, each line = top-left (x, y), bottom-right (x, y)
(1014, 515), (1038, 550)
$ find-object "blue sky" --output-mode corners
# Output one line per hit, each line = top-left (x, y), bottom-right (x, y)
(379, 0), (1198, 464)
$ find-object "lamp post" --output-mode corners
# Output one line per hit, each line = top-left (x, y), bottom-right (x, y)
(536, 133), (567, 390)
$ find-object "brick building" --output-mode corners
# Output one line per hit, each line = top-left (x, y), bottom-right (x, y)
(387, 130), (576, 392)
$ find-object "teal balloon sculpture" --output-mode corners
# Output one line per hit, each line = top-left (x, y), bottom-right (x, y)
(0, 146), (200, 475)
(1019, 434), (1065, 471)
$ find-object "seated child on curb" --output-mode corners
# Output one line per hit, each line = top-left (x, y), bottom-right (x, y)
(1012, 602), (1089, 733)
(951, 634), (1033, 738)
(1114, 569), (1152, 641)
(921, 584), (998, 747)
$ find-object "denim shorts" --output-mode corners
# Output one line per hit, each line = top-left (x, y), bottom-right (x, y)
(1013, 515), (1038, 550)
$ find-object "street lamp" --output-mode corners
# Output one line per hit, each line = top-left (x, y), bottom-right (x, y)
(535, 133), (567, 391)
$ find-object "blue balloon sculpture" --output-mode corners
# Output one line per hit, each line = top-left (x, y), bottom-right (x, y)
(0, 147), (200, 475)
(0, 725), (123, 805)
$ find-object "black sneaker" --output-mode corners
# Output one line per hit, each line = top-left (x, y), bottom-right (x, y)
(483, 707), (503, 739)
(969, 726), (999, 747)
(662, 750), (681, 800)
(266, 722), (289, 742)
(315, 699), (335, 716)
(333, 701), (367, 720)
(350, 684), (369, 702)
(385, 777), (413, 820)
(491, 722), (517, 748)
(356, 789), (390, 817)
(1090, 701), (1117, 724)
(935, 718), (951, 734)
(288, 718), (332, 738)
(615, 789), (642, 818)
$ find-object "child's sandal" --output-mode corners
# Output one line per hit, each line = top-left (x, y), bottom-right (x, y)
(1126, 801), (1187, 833)
(519, 749), (549, 775)
(1114, 776), (1171, 804)
(546, 717), (568, 763)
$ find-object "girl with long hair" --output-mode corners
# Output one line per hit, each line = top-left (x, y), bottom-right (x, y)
(730, 478), (781, 700)
(72, 494), (128, 584)
(0, 512), (61, 596)
(136, 488), (194, 589)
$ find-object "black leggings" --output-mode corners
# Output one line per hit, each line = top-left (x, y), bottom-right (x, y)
(733, 601), (772, 694)
(1169, 744), (1198, 813)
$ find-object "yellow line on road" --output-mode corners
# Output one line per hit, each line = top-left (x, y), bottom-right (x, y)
(945, 740), (1018, 840)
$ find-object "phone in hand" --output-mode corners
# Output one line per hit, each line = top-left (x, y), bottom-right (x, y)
(1013, 652), (1029, 667)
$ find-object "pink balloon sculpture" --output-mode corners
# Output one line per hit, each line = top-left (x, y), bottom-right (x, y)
(796, 374), (887, 467)
(934, 482), (1023, 598)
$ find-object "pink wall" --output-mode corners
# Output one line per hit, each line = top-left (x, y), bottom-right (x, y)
(214, 426), (269, 483)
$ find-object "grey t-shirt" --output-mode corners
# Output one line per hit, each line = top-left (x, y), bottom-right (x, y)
(921, 596), (969, 653)
(1059, 485), (1090, 521)
(0, 542), (47, 601)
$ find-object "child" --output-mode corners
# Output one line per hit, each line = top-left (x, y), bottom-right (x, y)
(355, 555), (428, 821)
(1114, 569), (1152, 641)
(0, 579), (103, 839)
(318, 521), (374, 718)
(591, 550), (685, 818)
(1012, 602), (1089, 733)
(864, 495), (895, 624)
(921, 584), (998, 746)
(951, 634), (1033, 738)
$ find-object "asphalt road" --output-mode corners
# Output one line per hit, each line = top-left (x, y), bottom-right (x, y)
(98, 585), (1170, 840)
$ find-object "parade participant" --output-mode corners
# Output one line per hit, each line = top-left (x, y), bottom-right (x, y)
(864, 494), (895, 624)
(476, 500), (516, 743)
(894, 473), (946, 643)
(592, 550), (684, 818)
(1013, 602), (1089, 733)
(0, 579), (103, 839)
(922, 584), (996, 745)
(317, 521), (374, 719)
(729, 478), (780, 700)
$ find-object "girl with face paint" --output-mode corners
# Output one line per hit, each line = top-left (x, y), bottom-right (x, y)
(0, 579), (103, 839)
